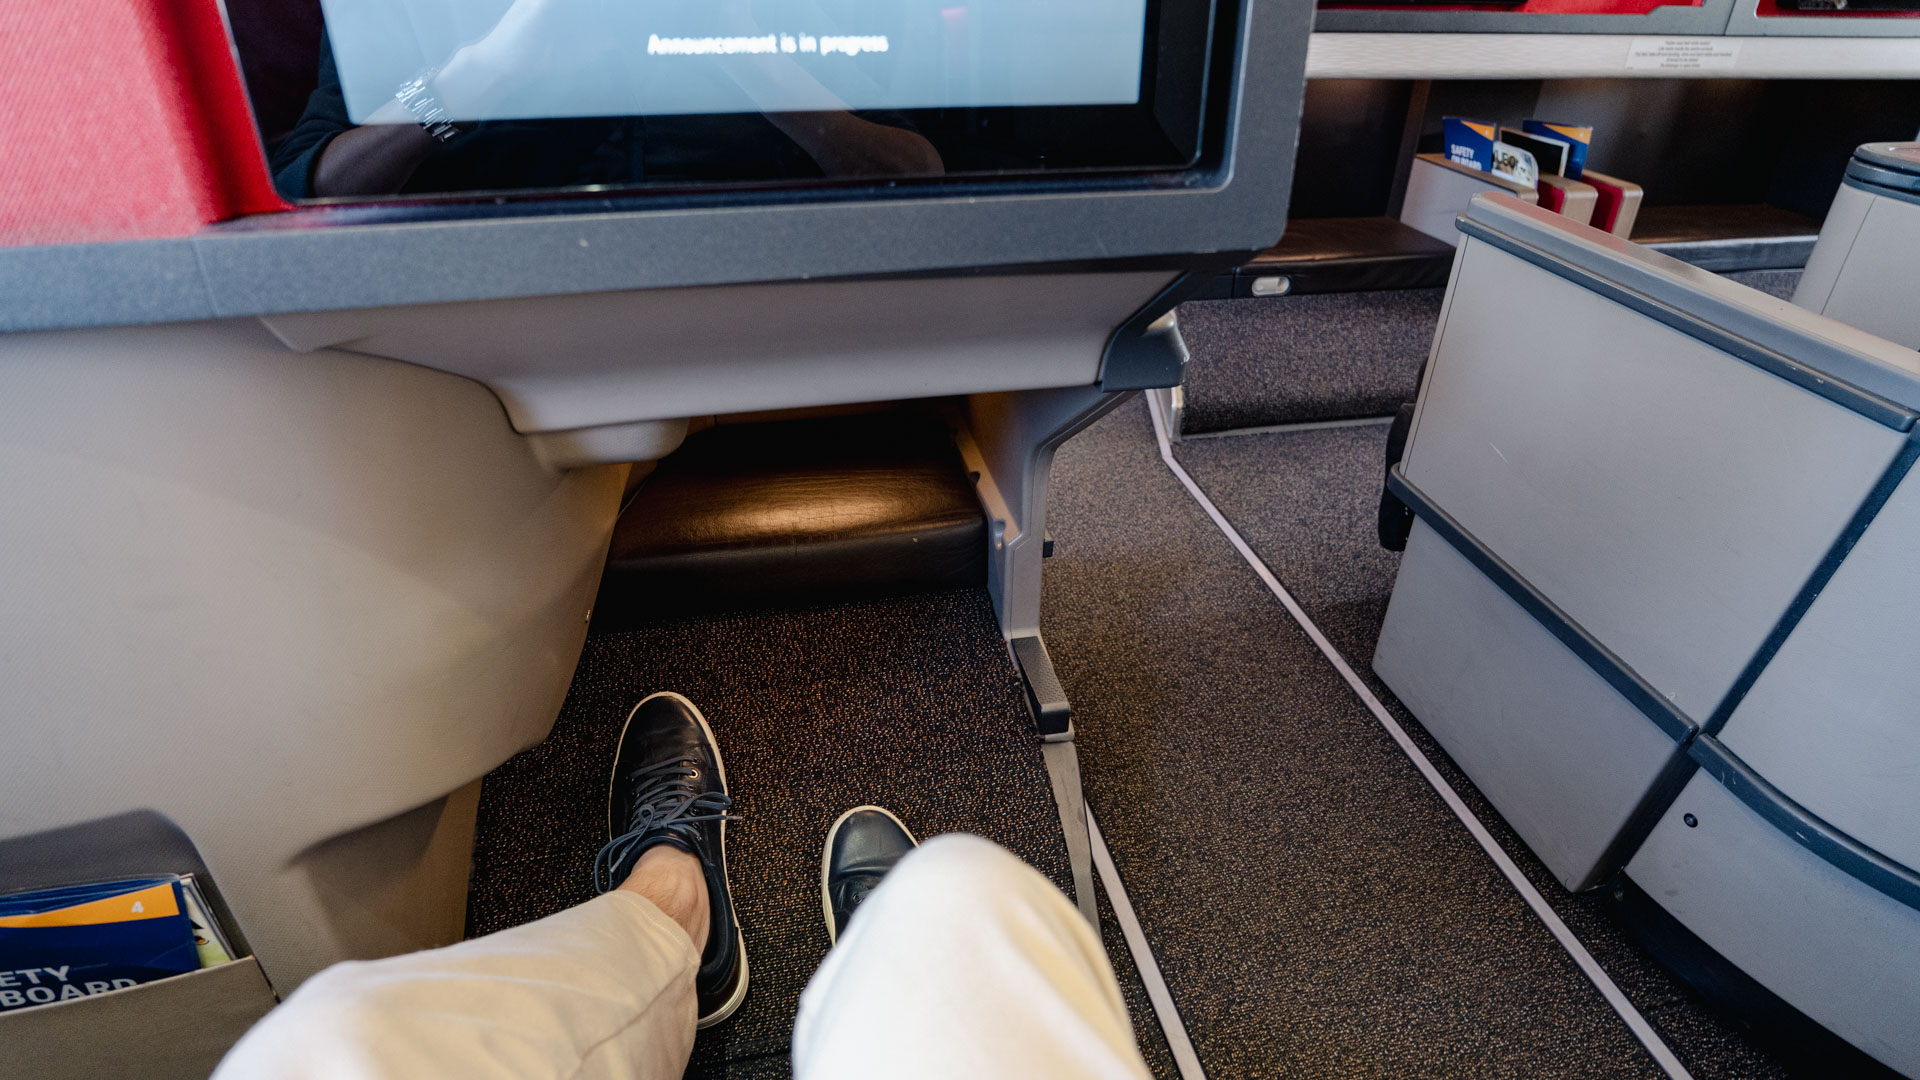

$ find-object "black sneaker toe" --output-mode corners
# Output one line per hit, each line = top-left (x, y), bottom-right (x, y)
(822, 806), (918, 944)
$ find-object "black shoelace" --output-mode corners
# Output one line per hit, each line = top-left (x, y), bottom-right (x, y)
(831, 876), (881, 917)
(593, 759), (739, 894)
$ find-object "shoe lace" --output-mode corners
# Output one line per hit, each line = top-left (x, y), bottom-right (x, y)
(592, 758), (738, 894)
(831, 875), (881, 917)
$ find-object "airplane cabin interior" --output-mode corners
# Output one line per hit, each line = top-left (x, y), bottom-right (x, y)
(1, 0), (1918, 1077)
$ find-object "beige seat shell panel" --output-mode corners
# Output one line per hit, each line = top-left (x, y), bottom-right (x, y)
(0, 320), (625, 991)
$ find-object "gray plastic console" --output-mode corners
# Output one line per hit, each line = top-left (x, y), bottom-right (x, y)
(1374, 193), (1920, 1073)
(1795, 142), (1920, 351)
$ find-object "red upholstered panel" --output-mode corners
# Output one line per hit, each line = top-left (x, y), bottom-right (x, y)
(1590, 179), (1627, 234)
(0, 1), (287, 248)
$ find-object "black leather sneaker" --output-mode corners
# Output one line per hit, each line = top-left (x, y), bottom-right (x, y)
(593, 691), (748, 1028)
(821, 805), (918, 944)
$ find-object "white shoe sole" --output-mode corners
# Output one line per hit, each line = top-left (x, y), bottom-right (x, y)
(609, 691), (748, 1029)
(697, 929), (749, 1029)
(821, 804), (918, 946)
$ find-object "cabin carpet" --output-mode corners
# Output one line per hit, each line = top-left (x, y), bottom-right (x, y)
(1110, 406), (1792, 1079)
(1722, 268), (1802, 301)
(465, 587), (1179, 1080)
(1174, 290), (1443, 436)
(1042, 397), (1677, 1079)
(464, 382), (1810, 1078)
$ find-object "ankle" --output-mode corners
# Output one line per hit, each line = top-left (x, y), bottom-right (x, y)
(619, 843), (710, 952)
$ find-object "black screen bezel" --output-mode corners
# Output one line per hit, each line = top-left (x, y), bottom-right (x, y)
(221, 0), (1227, 208)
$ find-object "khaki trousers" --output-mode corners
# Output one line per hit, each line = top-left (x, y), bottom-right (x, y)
(213, 834), (1152, 1079)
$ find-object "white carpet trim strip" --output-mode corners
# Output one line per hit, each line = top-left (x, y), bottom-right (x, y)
(1089, 809), (1208, 1080)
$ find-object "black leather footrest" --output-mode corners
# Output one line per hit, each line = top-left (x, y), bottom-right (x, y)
(594, 411), (987, 627)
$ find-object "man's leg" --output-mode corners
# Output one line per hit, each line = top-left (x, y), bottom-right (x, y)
(215, 692), (748, 1080)
(795, 822), (1153, 1080)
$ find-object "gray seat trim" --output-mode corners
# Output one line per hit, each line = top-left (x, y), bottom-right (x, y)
(1400, 205), (1920, 909)
(0, 1), (1312, 335)
(1691, 734), (1920, 913)
(1849, 141), (1920, 182)
(1843, 168), (1920, 210)
(1394, 463), (1920, 913)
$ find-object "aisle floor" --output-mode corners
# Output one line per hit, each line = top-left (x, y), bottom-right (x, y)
(1045, 399), (1683, 1079)
(1166, 418), (1796, 1079)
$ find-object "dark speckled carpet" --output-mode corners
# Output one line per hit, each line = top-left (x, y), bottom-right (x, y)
(465, 402), (1796, 1080)
(1176, 291), (1443, 435)
(1044, 400), (1666, 1080)
(466, 589), (1178, 1080)
(1127, 405), (1794, 1078)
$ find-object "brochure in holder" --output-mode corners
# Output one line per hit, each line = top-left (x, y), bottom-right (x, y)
(1443, 117), (1499, 172)
(1444, 116), (1540, 193)
(0, 876), (235, 1011)
(1500, 127), (1573, 177)
(1523, 120), (1593, 179)
(0, 813), (277, 1080)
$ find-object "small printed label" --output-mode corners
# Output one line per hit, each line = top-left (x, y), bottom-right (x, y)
(1625, 37), (1743, 71)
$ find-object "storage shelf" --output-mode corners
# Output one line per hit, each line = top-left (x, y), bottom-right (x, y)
(1632, 203), (1822, 270)
(1306, 31), (1920, 78)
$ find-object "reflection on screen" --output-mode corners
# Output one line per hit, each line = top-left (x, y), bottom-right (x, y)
(320, 0), (1149, 124)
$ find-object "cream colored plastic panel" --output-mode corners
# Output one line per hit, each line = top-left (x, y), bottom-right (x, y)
(262, 271), (1176, 435)
(1399, 156), (1538, 248)
(0, 321), (624, 992)
(1793, 181), (1874, 316)
(1799, 188), (1920, 352)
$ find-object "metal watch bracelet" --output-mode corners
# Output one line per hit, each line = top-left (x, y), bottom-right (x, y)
(394, 69), (462, 143)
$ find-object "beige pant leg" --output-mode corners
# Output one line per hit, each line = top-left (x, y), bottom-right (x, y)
(792, 833), (1153, 1080)
(213, 890), (701, 1080)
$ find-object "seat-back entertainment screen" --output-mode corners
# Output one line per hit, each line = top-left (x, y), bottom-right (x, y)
(224, 0), (1223, 202)
(325, 0), (1149, 119)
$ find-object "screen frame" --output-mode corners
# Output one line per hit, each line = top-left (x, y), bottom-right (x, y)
(219, 0), (1227, 208)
